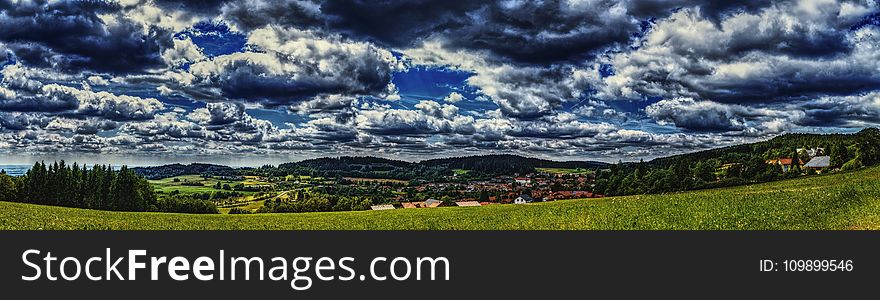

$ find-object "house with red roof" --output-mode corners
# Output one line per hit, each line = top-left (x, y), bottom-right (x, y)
(766, 158), (803, 173)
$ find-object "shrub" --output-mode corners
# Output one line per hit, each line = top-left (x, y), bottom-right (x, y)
(154, 197), (219, 214)
(228, 207), (252, 214)
(842, 158), (863, 172)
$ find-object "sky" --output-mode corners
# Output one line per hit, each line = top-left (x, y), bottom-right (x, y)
(1, 0), (880, 166)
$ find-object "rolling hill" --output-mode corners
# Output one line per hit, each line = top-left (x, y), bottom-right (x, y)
(133, 163), (237, 179)
(2, 165), (878, 230)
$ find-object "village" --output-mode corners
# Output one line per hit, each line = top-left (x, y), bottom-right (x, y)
(374, 147), (835, 211)
(369, 171), (604, 211)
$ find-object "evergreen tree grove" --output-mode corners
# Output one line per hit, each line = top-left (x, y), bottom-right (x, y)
(3, 162), (157, 212)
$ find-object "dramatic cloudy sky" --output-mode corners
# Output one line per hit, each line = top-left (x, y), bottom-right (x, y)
(2, 0), (880, 165)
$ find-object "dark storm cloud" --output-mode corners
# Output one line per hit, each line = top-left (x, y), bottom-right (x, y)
(0, 112), (50, 130)
(693, 72), (880, 104)
(318, 0), (782, 64)
(0, 93), (79, 112)
(220, 0), (324, 31)
(320, 0), (478, 45)
(645, 98), (748, 131)
(444, 0), (635, 63)
(151, 0), (229, 14)
(794, 92), (880, 127)
(627, 0), (774, 20)
(318, 0), (633, 63)
(0, 0), (172, 74)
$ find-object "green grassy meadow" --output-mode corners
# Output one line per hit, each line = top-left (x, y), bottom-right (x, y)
(2, 166), (879, 230)
(536, 167), (594, 175)
(149, 175), (265, 195)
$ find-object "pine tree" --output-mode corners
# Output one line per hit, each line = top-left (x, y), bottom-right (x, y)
(830, 143), (851, 167)
(110, 166), (142, 211)
(0, 173), (15, 202)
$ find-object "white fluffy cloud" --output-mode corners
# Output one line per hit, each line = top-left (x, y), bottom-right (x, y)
(0, 64), (164, 121)
(443, 92), (465, 103)
(187, 102), (275, 136)
(166, 25), (404, 106)
(600, 3), (880, 103)
(289, 94), (357, 114)
(87, 76), (109, 86)
(162, 36), (206, 67)
(355, 101), (475, 136)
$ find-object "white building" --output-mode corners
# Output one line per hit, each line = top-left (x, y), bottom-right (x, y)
(797, 148), (826, 158)
(370, 204), (395, 211)
(513, 195), (534, 204)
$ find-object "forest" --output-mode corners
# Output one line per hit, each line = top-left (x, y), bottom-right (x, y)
(257, 190), (375, 213)
(0, 161), (217, 214)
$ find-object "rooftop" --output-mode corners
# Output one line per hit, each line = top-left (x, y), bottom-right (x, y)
(805, 156), (831, 168)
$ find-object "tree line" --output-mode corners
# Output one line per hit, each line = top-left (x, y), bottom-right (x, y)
(0, 161), (216, 214)
(258, 190), (374, 213)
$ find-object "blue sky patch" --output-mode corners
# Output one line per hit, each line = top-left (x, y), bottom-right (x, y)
(177, 22), (247, 58)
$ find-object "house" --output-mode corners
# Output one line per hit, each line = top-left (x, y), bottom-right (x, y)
(513, 194), (535, 204)
(424, 199), (443, 208)
(401, 202), (418, 209)
(718, 163), (741, 172)
(797, 148), (826, 158)
(370, 204), (395, 211)
(804, 156), (831, 171)
(514, 177), (531, 184)
(455, 201), (481, 207)
(766, 158), (803, 173)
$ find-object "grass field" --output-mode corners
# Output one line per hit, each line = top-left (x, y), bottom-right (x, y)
(149, 175), (262, 194)
(217, 200), (266, 214)
(452, 169), (471, 176)
(536, 167), (594, 175)
(2, 166), (879, 230)
(344, 177), (408, 184)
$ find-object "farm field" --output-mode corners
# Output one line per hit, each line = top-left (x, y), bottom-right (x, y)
(2, 165), (879, 230)
(536, 167), (594, 175)
(149, 175), (265, 194)
(344, 177), (408, 184)
(217, 199), (267, 214)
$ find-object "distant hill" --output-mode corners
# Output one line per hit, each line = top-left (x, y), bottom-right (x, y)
(281, 156), (413, 170)
(133, 163), (236, 179)
(241, 154), (609, 180)
(135, 155), (608, 180)
(422, 154), (608, 175)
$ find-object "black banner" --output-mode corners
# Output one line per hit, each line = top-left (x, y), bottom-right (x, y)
(1, 231), (876, 298)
